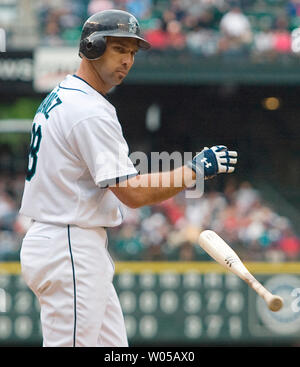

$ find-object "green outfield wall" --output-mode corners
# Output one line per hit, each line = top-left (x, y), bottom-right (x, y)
(0, 262), (300, 346)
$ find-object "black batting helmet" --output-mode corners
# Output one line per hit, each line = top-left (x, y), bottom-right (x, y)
(79, 9), (151, 60)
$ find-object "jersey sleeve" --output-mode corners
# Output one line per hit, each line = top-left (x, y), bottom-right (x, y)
(68, 115), (138, 187)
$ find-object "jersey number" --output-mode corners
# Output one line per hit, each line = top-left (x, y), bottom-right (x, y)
(26, 123), (42, 181)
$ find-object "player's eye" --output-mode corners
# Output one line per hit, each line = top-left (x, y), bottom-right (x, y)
(114, 46), (126, 53)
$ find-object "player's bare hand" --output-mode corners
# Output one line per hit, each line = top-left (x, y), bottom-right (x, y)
(187, 145), (238, 179)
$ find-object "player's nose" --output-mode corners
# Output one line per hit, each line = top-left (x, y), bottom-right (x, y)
(121, 52), (134, 68)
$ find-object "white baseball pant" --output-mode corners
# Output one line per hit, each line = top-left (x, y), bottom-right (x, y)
(20, 221), (128, 347)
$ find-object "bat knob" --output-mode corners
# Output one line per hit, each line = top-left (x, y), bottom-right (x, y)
(268, 295), (284, 312)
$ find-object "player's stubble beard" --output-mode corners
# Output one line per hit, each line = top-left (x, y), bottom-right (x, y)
(89, 59), (125, 95)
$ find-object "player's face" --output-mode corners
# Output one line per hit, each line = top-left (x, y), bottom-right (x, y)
(91, 37), (139, 89)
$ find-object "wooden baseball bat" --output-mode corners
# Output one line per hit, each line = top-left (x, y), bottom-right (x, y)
(198, 230), (283, 312)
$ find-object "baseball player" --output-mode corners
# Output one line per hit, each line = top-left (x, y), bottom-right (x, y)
(19, 9), (238, 347)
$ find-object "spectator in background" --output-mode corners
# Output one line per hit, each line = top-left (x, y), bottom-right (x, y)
(113, 223), (145, 260)
(233, 181), (260, 215)
(168, 0), (186, 22)
(183, 0), (220, 56)
(114, 0), (128, 10)
(38, 0), (83, 45)
(165, 19), (186, 50)
(0, 186), (16, 231)
(158, 196), (185, 227)
(0, 175), (23, 259)
(278, 226), (300, 261)
(287, 0), (300, 17)
(87, 0), (115, 15)
(272, 16), (292, 54)
(186, 25), (219, 56)
(34, 0), (298, 57)
(42, 10), (64, 46)
(0, 165), (299, 262)
(126, 0), (152, 19)
(218, 4), (253, 58)
(253, 20), (275, 61)
(144, 19), (169, 51)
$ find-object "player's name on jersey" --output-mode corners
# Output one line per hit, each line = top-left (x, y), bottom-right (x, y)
(35, 89), (62, 120)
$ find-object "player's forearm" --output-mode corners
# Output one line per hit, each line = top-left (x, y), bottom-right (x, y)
(110, 166), (196, 208)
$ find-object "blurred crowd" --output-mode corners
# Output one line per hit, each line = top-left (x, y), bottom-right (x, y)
(35, 0), (300, 58)
(1, 167), (298, 262)
(108, 179), (300, 262)
(0, 173), (30, 260)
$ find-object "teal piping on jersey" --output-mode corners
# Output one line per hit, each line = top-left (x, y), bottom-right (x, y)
(72, 74), (94, 89)
(67, 225), (77, 347)
(72, 74), (109, 100)
(58, 83), (88, 94)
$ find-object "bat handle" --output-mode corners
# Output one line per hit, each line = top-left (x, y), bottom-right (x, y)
(243, 272), (283, 312)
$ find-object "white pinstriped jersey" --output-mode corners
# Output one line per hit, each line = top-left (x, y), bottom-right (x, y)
(20, 74), (137, 227)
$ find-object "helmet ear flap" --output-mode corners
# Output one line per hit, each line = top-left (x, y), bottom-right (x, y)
(79, 34), (107, 60)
